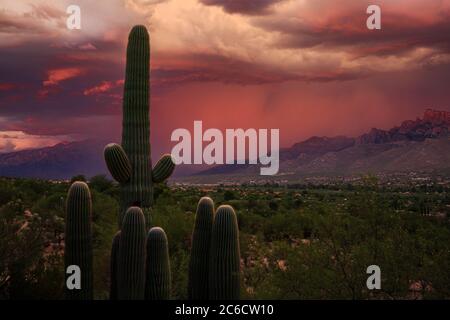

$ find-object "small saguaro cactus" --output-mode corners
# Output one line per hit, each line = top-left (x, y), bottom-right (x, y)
(118, 206), (146, 300)
(103, 25), (175, 229)
(109, 231), (121, 300)
(209, 205), (241, 300)
(64, 181), (93, 300)
(145, 227), (171, 300)
(188, 197), (215, 299)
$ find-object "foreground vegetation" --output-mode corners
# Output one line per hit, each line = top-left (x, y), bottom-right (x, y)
(0, 175), (449, 299)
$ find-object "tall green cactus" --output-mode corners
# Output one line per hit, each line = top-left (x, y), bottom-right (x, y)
(64, 181), (93, 300)
(145, 227), (171, 300)
(118, 206), (146, 300)
(109, 231), (121, 300)
(104, 25), (175, 229)
(209, 205), (241, 300)
(188, 197), (215, 299)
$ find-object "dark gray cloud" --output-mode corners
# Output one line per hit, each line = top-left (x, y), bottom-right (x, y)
(200, 0), (285, 15)
(254, 5), (450, 58)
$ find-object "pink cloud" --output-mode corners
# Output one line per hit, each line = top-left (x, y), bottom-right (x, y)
(37, 67), (85, 98)
(0, 130), (70, 153)
(79, 43), (97, 51)
(83, 79), (124, 96)
(43, 67), (84, 87)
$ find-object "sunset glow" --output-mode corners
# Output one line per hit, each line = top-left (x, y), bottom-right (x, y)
(0, 0), (449, 155)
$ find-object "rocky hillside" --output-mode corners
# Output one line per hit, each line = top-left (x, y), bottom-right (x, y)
(189, 109), (450, 181)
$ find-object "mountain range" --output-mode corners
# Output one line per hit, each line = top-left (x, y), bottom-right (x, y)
(187, 108), (450, 182)
(0, 140), (107, 180)
(0, 109), (449, 181)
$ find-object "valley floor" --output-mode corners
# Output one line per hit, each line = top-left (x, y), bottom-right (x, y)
(0, 175), (449, 299)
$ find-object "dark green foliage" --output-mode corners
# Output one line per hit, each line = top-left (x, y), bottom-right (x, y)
(0, 197), (64, 299)
(90, 190), (118, 299)
(188, 197), (215, 299)
(109, 231), (121, 300)
(152, 154), (176, 183)
(64, 181), (93, 300)
(2, 175), (450, 300)
(118, 206), (146, 300)
(0, 178), (15, 206)
(209, 205), (241, 300)
(104, 144), (131, 184)
(89, 174), (114, 192)
(223, 190), (236, 201)
(70, 175), (86, 184)
(145, 227), (171, 300)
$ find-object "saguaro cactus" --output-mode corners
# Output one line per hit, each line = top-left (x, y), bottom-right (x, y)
(209, 205), (241, 300)
(64, 181), (93, 300)
(104, 25), (175, 228)
(188, 197), (215, 299)
(145, 227), (171, 300)
(118, 206), (146, 300)
(109, 231), (121, 300)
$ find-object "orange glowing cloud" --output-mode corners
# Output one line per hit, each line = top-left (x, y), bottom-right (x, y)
(0, 130), (71, 153)
(43, 67), (84, 87)
(83, 79), (124, 96)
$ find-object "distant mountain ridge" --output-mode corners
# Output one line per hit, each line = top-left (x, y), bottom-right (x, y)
(0, 109), (449, 181)
(0, 140), (107, 180)
(190, 108), (450, 181)
(357, 109), (449, 144)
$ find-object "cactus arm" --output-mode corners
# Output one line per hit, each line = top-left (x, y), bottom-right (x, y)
(152, 154), (175, 183)
(104, 143), (131, 183)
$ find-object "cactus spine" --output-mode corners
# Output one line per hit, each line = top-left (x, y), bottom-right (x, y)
(118, 207), (146, 300)
(64, 181), (93, 300)
(188, 197), (215, 299)
(103, 25), (175, 228)
(145, 227), (171, 300)
(109, 231), (121, 300)
(209, 205), (241, 300)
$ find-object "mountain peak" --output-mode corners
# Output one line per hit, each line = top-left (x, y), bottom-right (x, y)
(357, 108), (449, 145)
(423, 108), (450, 124)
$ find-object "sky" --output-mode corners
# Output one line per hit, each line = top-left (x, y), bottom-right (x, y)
(0, 0), (449, 157)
